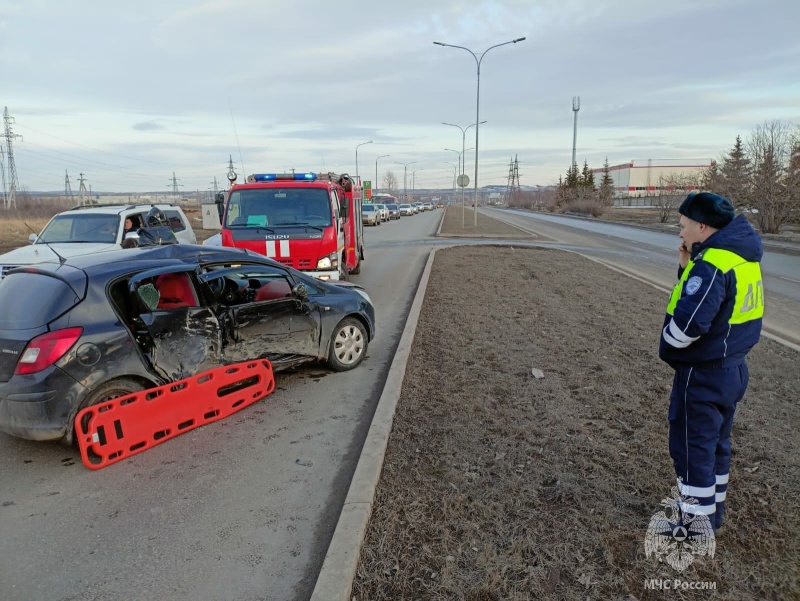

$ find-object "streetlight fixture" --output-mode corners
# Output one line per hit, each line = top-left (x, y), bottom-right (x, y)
(435, 37), (526, 225)
(443, 122), (485, 226)
(355, 140), (373, 183)
(375, 154), (390, 195)
(395, 161), (417, 202)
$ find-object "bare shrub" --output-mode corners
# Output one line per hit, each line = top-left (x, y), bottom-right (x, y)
(565, 197), (605, 217)
(508, 188), (557, 211)
(746, 120), (798, 233)
(652, 173), (700, 223)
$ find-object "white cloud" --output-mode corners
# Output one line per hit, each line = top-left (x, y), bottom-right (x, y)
(2, 0), (799, 192)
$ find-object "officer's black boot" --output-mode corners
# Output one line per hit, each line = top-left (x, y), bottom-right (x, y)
(714, 501), (725, 531)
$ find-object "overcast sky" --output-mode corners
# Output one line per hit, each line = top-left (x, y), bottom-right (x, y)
(2, 0), (799, 194)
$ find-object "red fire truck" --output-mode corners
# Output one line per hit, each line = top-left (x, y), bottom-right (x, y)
(218, 172), (364, 280)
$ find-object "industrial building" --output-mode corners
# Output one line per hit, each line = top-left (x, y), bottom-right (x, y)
(592, 159), (712, 198)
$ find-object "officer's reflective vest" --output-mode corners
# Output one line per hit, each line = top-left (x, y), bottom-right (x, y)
(666, 248), (764, 324)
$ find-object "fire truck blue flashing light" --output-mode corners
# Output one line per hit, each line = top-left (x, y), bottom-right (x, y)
(250, 173), (318, 182)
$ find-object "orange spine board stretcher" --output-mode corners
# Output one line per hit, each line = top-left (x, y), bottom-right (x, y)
(76, 360), (275, 470)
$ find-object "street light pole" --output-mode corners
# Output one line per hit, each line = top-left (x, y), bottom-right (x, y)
(410, 169), (422, 195)
(443, 122), (485, 226)
(355, 140), (373, 183)
(375, 154), (389, 195)
(395, 161), (417, 203)
(445, 162), (458, 199)
(435, 37), (526, 226)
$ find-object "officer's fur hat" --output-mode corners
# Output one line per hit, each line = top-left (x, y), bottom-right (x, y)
(678, 192), (735, 229)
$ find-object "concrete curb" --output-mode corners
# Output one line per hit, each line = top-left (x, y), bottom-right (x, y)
(436, 207), (446, 236)
(309, 247), (438, 601)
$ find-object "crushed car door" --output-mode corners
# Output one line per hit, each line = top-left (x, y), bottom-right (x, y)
(129, 267), (223, 381)
(198, 264), (321, 364)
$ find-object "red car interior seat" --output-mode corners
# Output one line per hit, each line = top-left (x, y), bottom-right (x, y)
(156, 274), (197, 309)
(254, 280), (292, 302)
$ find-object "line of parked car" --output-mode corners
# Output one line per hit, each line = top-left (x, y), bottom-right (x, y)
(362, 197), (440, 226)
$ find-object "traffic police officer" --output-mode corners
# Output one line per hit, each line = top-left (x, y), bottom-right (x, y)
(659, 192), (764, 531)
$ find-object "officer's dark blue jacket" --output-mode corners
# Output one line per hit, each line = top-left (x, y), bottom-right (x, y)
(659, 215), (764, 369)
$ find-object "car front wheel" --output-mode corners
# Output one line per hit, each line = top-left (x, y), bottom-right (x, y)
(327, 317), (368, 371)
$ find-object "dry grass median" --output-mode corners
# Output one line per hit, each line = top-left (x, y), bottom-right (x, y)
(353, 245), (799, 600)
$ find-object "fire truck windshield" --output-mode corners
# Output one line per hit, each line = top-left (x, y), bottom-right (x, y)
(225, 188), (333, 228)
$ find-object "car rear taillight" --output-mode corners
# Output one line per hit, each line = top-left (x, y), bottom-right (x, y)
(14, 327), (83, 376)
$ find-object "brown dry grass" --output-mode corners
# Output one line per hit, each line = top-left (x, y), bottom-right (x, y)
(0, 217), (51, 241)
(353, 246), (799, 600)
(440, 207), (537, 238)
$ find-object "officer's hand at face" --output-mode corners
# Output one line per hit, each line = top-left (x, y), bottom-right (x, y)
(678, 242), (691, 269)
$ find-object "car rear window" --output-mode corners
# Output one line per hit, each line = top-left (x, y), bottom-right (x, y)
(164, 210), (187, 232)
(0, 272), (82, 329)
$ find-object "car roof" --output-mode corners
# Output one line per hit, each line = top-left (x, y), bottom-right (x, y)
(58, 203), (183, 216)
(21, 244), (271, 285)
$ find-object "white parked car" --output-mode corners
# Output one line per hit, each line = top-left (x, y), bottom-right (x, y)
(373, 204), (389, 222)
(0, 204), (197, 280)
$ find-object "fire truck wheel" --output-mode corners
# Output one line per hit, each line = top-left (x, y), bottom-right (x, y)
(327, 318), (368, 371)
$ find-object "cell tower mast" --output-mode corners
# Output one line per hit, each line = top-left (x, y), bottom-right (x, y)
(571, 96), (581, 169)
(3, 106), (22, 209)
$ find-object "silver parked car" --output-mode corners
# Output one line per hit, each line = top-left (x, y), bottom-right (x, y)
(362, 204), (380, 226)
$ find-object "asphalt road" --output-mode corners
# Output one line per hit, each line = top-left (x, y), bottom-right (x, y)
(484, 207), (800, 347)
(0, 210), (443, 601)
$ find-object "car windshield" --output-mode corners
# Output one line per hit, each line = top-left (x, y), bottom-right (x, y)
(363, 205), (376, 212)
(374, 204), (385, 209)
(225, 188), (332, 228)
(399, 204), (412, 208)
(386, 204), (398, 210)
(37, 214), (120, 244)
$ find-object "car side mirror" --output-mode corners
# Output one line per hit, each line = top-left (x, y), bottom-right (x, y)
(29, 233), (38, 244)
(215, 194), (225, 221)
(292, 283), (309, 302)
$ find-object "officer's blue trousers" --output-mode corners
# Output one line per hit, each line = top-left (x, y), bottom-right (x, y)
(668, 363), (749, 529)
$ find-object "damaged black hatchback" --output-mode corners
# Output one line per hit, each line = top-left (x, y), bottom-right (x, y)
(0, 244), (375, 442)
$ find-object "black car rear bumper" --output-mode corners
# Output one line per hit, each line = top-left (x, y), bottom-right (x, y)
(0, 367), (87, 441)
